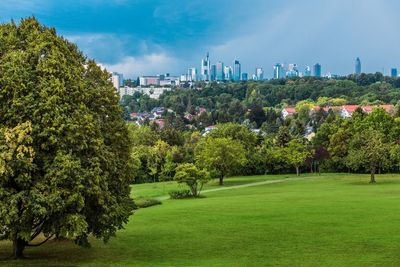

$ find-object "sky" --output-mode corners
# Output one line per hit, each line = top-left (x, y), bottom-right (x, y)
(1, 0), (400, 78)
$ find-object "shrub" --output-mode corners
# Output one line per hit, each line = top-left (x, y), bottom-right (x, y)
(135, 198), (162, 209)
(169, 189), (192, 199)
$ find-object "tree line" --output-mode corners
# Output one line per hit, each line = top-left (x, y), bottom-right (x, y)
(129, 106), (400, 190)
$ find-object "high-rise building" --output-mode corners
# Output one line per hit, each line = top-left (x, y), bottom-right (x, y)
(111, 72), (124, 89)
(255, 68), (264, 81)
(224, 66), (233, 81)
(313, 63), (322, 78)
(201, 52), (211, 81)
(188, 68), (198, 81)
(216, 61), (224, 81)
(210, 65), (217, 81)
(355, 57), (362, 75)
(286, 64), (299, 78)
(241, 73), (248, 81)
(304, 66), (311, 77)
(391, 68), (398, 78)
(233, 60), (241, 81)
(273, 64), (284, 79)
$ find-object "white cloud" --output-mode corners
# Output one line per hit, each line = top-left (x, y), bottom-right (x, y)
(102, 53), (181, 78)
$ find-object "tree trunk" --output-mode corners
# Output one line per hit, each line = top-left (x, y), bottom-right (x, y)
(370, 167), (376, 184)
(295, 166), (300, 176)
(13, 237), (26, 259)
(219, 176), (224, 186)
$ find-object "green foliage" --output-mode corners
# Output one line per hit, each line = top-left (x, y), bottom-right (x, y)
(173, 163), (210, 197)
(134, 198), (162, 209)
(168, 189), (192, 199)
(195, 137), (247, 185)
(283, 140), (312, 176)
(0, 18), (134, 258)
(346, 129), (391, 183)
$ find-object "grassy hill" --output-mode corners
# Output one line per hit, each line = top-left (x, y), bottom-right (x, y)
(2, 173), (400, 266)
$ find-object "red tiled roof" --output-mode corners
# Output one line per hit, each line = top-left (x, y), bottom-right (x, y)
(362, 106), (373, 113)
(379, 104), (394, 112)
(284, 107), (297, 114)
(313, 106), (331, 112)
(342, 105), (360, 113)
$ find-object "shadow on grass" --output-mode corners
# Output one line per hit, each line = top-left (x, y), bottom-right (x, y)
(348, 179), (400, 186)
(0, 239), (105, 266)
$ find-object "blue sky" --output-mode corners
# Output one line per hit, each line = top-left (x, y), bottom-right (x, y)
(1, 0), (400, 78)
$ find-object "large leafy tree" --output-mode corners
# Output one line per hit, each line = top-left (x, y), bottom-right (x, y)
(0, 18), (134, 258)
(283, 140), (312, 176)
(346, 129), (390, 183)
(195, 137), (247, 185)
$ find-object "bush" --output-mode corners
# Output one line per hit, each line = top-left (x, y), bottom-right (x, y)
(135, 198), (162, 209)
(169, 189), (192, 199)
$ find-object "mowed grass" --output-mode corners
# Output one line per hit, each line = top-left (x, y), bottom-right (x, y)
(131, 173), (319, 200)
(2, 173), (400, 266)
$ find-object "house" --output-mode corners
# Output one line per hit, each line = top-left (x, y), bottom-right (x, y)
(340, 105), (361, 118)
(153, 119), (165, 129)
(197, 107), (207, 115)
(151, 107), (165, 118)
(340, 104), (395, 118)
(203, 125), (217, 136)
(281, 107), (297, 120)
(184, 113), (194, 121)
(129, 112), (139, 120)
(362, 104), (394, 114)
(312, 106), (331, 113)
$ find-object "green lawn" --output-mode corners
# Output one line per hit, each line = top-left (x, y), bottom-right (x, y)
(2, 173), (400, 266)
(131, 173), (328, 200)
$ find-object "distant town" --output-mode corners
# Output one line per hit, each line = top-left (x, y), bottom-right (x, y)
(111, 54), (400, 100)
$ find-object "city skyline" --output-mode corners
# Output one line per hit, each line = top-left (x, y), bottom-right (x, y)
(1, 0), (400, 78)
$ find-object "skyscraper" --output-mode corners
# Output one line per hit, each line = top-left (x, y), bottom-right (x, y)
(241, 73), (248, 81)
(286, 64), (299, 78)
(233, 60), (241, 81)
(201, 52), (211, 81)
(224, 66), (233, 81)
(216, 61), (224, 81)
(273, 64), (284, 79)
(391, 68), (398, 78)
(355, 57), (362, 75)
(188, 67), (198, 81)
(313, 63), (322, 78)
(255, 68), (264, 81)
(210, 65), (217, 81)
(304, 66), (311, 77)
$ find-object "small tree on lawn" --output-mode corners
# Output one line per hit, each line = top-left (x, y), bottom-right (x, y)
(284, 139), (312, 176)
(195, 137), (247, 185)
(346, 129), (390, 183)
(173, 163), (210, 197)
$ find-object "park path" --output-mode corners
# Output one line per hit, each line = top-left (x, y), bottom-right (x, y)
(157, 176), (320, 201)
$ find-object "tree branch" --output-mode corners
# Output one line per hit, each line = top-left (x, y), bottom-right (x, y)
(27, 235), (54, 247)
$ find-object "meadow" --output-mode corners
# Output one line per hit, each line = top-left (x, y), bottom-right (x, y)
(2, 173), (400, 266)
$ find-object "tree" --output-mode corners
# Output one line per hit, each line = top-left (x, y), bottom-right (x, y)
(346, 129), (390, 183)
(284, 140), (312, 176)
(195, 137), (247, 185)
(247, 104), (267, 128)
(173, 163), (210, 197)
(148, 140), (171, 182)
(0, 18), (134, 258)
